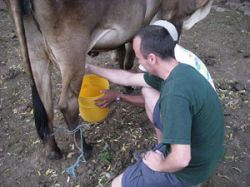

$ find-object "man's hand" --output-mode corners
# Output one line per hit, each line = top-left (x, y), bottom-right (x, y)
(95, 90), (121, 108)
(143, 150), (165, 172)
(143, 145), (191, 173)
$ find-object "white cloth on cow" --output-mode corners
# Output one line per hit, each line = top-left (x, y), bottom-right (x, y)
(175, 44), (215, 89)
(151, 20), (178, 42)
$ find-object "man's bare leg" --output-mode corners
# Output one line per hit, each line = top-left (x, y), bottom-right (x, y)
(111, 173), (123, 187)
(110, 88), (162, 187)
(141, 87), (162, 142)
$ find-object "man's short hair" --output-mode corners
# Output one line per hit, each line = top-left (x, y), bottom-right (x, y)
(135, 25), (176, 60)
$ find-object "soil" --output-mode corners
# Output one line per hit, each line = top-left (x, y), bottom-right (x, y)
(0, 1), (250, 187)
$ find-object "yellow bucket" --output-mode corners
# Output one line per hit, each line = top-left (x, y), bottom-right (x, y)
(78, 74), (110, 123)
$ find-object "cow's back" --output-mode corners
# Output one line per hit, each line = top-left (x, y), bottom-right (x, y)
(30, 0), (161, 51)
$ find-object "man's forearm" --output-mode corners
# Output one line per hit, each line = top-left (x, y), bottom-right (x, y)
(120, 94), (145, 107)
(88, 64), (134, 86)
(143, 145), (191, 173)
(159, 153), (189, 173)
(159, 145), (191, 172)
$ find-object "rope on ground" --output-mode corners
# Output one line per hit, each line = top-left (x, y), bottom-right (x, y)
(52, 123), (90, 177)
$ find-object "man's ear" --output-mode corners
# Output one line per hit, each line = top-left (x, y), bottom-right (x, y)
(147, 53), (157, 65)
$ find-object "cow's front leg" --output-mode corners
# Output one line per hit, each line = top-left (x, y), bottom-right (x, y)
(59, 68), (92, 159)
(57, 45), (92, 159)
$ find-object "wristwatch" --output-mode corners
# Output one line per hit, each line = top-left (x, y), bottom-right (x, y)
(116, 96), (121, 101)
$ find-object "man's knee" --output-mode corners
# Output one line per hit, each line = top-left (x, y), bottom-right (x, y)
(141, 87), (160, 123)
(111, 174), (123, 187)
(141, 87), (160, 99)
(141, 87), (155, 98)
(141, 87), (159, 109)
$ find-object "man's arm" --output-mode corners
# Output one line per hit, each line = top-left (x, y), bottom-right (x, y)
(95, 90), (145, 108)
(118, 94), (145, 107)
(143, 144), (191, 173)
(86, 64), (149, 87)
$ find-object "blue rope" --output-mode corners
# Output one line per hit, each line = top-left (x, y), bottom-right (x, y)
(52, 124), (89, 177)
(66, 152), (85, 177)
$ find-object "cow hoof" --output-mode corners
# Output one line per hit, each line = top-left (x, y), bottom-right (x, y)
(88, 51), (99, 57)
(47, 147), (63, 160)
(83, 144), (93, 160)
(124, 86), (134, 94)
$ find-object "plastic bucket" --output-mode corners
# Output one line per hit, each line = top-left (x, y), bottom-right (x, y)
(78, 74), (109, 123)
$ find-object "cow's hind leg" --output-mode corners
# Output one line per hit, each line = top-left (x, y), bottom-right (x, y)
(123, 43), (135, 71)
(111, 43), (135, 70)
(25, 18), (62, 159)
(32, 82), (62, 159)
(123, 43), (135, 94)
(111, 43), (135, 94)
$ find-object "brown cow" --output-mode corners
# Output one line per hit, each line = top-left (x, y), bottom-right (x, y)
(4, 0), (213, 160)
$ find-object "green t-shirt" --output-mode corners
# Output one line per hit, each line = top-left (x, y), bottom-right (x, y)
(144, 64), (224, 185)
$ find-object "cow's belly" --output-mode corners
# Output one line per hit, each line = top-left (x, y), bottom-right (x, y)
(89, 1), (161, 51)
(91, 26), (137, 51)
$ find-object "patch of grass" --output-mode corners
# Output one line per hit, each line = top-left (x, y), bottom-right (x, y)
(98, 148), (111, 164)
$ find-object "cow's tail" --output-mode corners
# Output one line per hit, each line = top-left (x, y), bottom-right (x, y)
(32, 85), (50, 141)
(6, 0), (50, 141)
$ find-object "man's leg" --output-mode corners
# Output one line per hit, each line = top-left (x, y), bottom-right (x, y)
(110, 88), (160, 187)
(141, 87), (159, 122)
(141, 87), (162, 143)
(110, 161), (187, 187)
(111, 173), (123, 187)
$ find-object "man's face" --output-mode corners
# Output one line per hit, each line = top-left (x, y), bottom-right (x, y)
(133, 37), (150, 72)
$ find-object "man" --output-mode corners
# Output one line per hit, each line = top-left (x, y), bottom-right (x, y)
(95, 20), (215, 109)
(86, 20), (224, 187)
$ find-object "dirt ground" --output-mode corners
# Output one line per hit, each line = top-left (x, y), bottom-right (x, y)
(0, 1), (250, 187)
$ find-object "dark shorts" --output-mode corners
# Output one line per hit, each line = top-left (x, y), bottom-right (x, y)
(122, 144), (187, 187)
(122, 161), (187, 187)
(153, 99), (163, 132)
